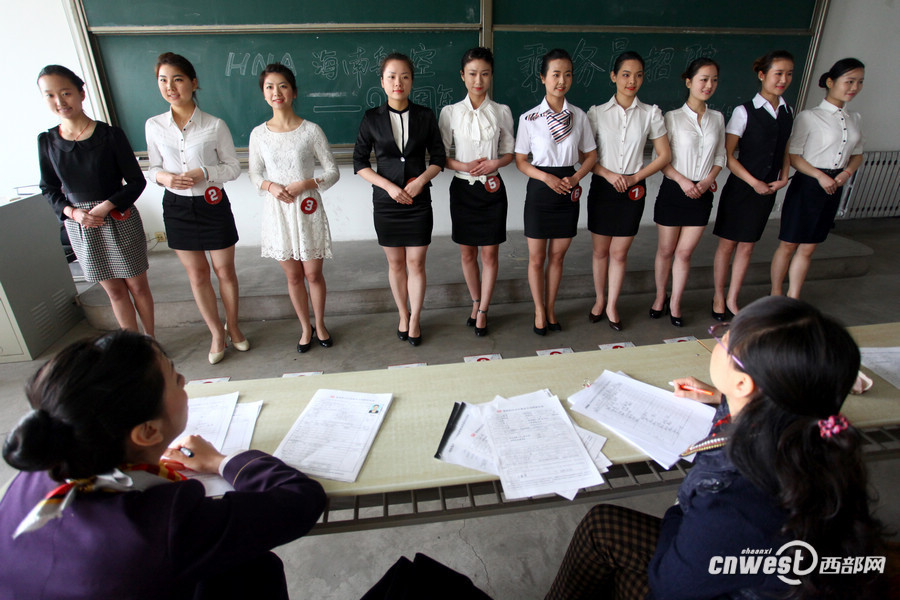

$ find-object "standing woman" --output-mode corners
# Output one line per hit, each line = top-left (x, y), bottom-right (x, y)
(249, 63), (340, 353)
(439, 47), (515, 336)
(652, 58), (726, 327)
(587, 51), (671, 331)
(515, 48), (597, 335)
(354, 53), (446, 346)
(711, 51), (794, 319)
(146, 52), (248, 364)
(37, 65), (155, 335)
(770, 58), (865, 299)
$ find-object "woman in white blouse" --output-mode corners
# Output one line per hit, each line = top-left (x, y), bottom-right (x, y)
(515, 48), (597, 336)
(249, 63), (340, 353)
(587, 51), (671, 331)
(439, 47), (514, 336)
(770, 58), (865, 299)
(652, 58), (725, 327)
(145, 52), (246, 365)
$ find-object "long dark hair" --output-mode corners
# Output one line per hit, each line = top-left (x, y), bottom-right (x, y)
(818, 57), (865, 88)
(3, 331), (166, 481)
(725, 297), (885, 598)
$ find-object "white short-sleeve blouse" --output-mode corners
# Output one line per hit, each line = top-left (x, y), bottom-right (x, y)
(788, 100), (864, 170)
(514, 98), (595, 168)
(588, 96), (666, 175)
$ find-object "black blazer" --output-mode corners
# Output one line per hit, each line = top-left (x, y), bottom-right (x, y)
(353, 102), (446, 201)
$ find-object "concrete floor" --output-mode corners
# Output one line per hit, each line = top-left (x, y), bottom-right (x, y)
(1, 217), (899, 598)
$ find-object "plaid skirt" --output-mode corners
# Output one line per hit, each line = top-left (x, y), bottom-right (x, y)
(65, 198), (149, 282)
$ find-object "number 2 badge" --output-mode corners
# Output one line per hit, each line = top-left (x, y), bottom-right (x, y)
(204, 187), (223, 205)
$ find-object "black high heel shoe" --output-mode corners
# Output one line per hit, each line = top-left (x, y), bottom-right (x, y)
(711, 302), (735, 322)
(608, 319), (623, 332)
(649, 294), (669, 319)
(397, 329), (409, 341)
(317, 332), (334, 347)
(466, 298), (480, 327)
(548, 321), (562, 332)
(474, 309), (488, 337)
(588, 310), (605, 323)
(670, 314), (683, 327)
(408, 331), (422, 346)
(297, 328), (314, 353)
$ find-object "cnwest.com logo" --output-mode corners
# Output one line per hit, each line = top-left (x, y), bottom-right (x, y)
(708, 540), (886, 585)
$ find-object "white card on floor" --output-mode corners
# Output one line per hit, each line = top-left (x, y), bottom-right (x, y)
(187, 377), (231, 385)
(536, 348), (574, 356)
(388, 362), (427, 369)
(597, 342), (635, 350)
(282, 371), (324, 377)
(663, 336), (698, 344)
(464, 353), (502, 362)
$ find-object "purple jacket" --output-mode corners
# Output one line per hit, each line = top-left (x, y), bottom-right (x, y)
(0, 450), (326, 599)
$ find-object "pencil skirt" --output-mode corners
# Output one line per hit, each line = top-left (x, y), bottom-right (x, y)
(524, 166), (580, 239)
(778, 169), (843, 244)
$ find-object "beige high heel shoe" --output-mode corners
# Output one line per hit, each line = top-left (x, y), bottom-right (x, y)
(225, 324), (250, 352)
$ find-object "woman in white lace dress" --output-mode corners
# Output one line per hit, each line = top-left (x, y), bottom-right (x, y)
(249, 63), (339, 352)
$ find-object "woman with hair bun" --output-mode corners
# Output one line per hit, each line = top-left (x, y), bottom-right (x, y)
(146, 52), (248, 364)
(546, 296), (887, 599)
(37, 65), (155, 335)
(652, 57), (725, 327)
(711, 51), (794, 320)
(770, 58), (865, 299)
(0, 330), (325, 600)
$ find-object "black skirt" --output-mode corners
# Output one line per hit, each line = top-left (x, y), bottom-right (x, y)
(712, 174), (776, 243)
(653, 176), (714, 227)
(524, 166), (580, 239)
(449, 175), (507, 246)
(587, 174), (646, 237)
(778, 169), (842, 244)
(373, 189), (433, 247)
(163, 189), (239, 251)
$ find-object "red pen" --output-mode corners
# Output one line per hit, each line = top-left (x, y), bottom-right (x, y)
(669, 381), (715, 396)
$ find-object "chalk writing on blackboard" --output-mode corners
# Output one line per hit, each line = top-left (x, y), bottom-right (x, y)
(572, 39), (605, 86)
(517, 43), (548, 94)
(225, 52), (297, 77)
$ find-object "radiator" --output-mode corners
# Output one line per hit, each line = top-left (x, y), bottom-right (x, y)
(838, 151), (900, 218)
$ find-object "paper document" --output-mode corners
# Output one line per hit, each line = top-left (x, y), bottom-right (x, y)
(274, 389), (392, 482)
(571, 370), (715, 469)
(434, 402), (498, 476)
(177, 392), (240, 450)
(861, 347), (900, 390)
(483, 390), (604, 500)
(188, 401), (263, 497)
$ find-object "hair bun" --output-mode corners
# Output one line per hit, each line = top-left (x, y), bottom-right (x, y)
(818, 72), (832, 88)
(2, 409), (71, 472)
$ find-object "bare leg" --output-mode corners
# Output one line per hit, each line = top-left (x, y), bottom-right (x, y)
(786, 243), (818, 299)
(670, 226), (705, 318)
(591, 233), (612, 317)
(653, 225), (679, 311)
(477, 245), (500, 329)
(98, 278), (139, 332)
(527, 237), (549, 329)
(175, 249), (225, 354)
(459, 244), (481, 320)
(383, 246), (411, 333)
(606, 236), (635, 324)
(209, 246), (245, 345)
(726, 242), (756, 315)
(712, 238), (737, 315)
(405, 245), (428, 339)
(545, 237), (573, 324)
(770, 240), (798, 296)
(123, 272), (155, 337)
(302, 258), (329, 340)
(279, 259), (313, 345)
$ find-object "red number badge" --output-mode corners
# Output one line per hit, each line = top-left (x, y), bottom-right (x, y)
(109, 208), (131, 221)
(485, 176), (501, 193)
(710, 181), (718, 192)
(571, 185), (583, 201)
(628, 184), (646, 201)
(407, 177), (418, 186)
(300, 197), (318, 215)
(204, 187), (223, 205)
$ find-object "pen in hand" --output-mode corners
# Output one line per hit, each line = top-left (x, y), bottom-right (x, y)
(179, 447), (195, 458)
(668, 381), (715, 396)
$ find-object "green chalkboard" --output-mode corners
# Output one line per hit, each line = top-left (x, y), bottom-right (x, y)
(490, 32), (811, 125)
(493, 0), (815, 29)
(96, 31), (479, 150)
(83, 0), (480, 27)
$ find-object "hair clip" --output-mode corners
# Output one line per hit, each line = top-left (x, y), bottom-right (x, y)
(818, 414), (850, 439)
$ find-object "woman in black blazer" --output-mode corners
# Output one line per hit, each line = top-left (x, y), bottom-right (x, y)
(354, 53), (446, 345)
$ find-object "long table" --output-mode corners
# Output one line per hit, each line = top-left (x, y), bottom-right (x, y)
(188, 324), (900, 533)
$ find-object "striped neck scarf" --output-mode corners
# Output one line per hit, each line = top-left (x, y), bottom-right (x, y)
(13, 462), (185, 538)
(545, 109), (572, 143)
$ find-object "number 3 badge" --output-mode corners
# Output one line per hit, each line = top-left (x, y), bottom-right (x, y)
(485, 176), (501, 193)
(204, 187), (223, 205)
(628, 184), (646, 201)
(301, 197), (318, 214)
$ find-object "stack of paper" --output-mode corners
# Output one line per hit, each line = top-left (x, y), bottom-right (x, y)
(435, 390), (608, 500)
(274, 389), (392, 483)
(570, 370), (715, 469)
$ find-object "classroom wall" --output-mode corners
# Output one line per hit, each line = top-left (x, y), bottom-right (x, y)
(2, 0), (898, 246)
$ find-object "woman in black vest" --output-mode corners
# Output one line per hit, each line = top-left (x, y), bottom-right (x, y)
(711, 51), (794, 319)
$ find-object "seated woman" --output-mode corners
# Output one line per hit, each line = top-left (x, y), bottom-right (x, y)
(545, 296), (887, 599)
(0, 331), (326, 599)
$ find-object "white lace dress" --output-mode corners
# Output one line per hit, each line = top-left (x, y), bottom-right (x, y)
(249, 120), (339, 260)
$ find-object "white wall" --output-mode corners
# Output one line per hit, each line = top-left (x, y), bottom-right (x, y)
(3, 0), (898, 244)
